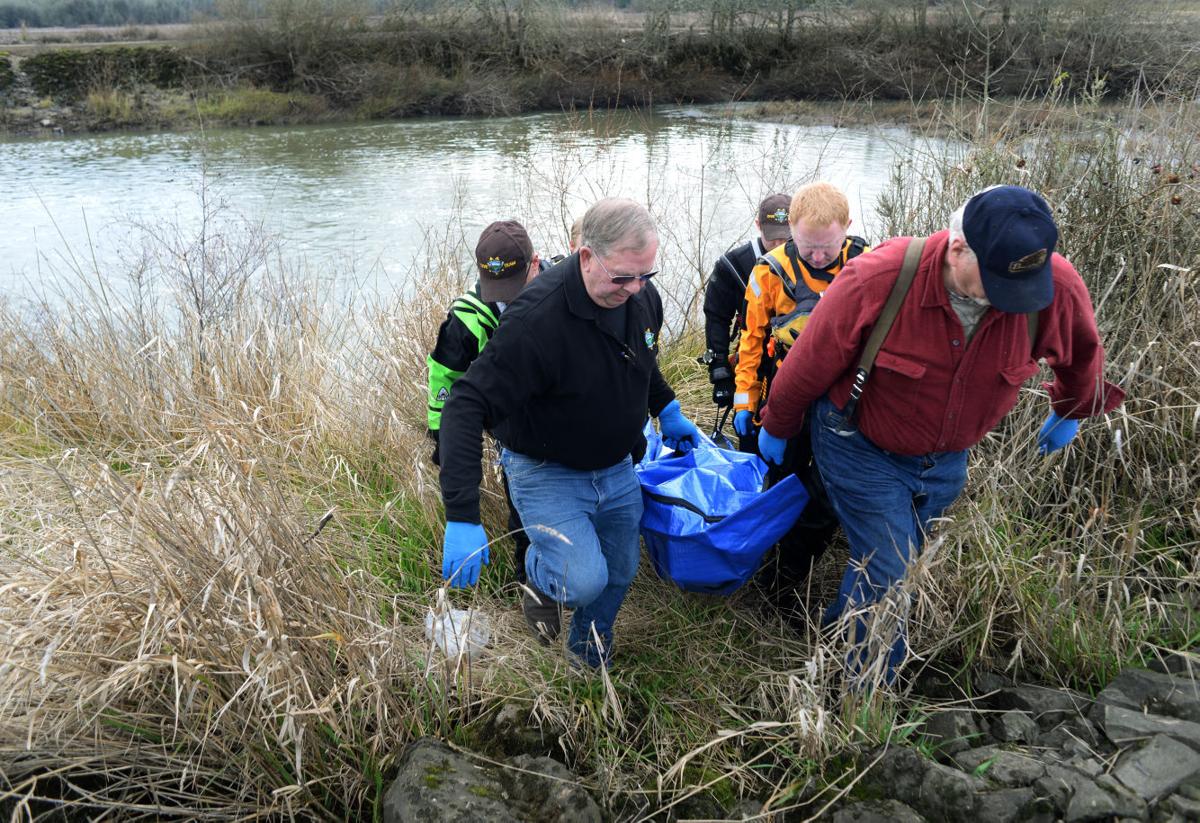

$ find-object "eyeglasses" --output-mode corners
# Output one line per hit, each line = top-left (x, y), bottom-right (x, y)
(589, 248), (659, 285)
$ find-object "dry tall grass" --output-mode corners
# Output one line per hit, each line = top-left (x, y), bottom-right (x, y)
(0, 187), (835, 818)
(0, 92), (1197, 818)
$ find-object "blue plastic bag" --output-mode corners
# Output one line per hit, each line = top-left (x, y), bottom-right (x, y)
(636, 426), (809, 595)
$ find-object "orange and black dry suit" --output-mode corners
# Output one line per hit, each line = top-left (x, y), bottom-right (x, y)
(733, 236), (869, 415)
(732, 235), (868, 610)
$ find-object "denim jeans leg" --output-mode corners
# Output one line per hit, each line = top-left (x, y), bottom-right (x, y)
(501, 470), (529, 585)
(501, 451), (641, 667)
(567, 458), (642, 665)
(810, 396), (967, 683)
(886, 448), (969, 673)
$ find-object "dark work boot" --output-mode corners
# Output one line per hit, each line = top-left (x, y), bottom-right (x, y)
(521, 584), (561, 645)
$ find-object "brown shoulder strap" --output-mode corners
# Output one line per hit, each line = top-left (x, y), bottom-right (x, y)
(838, 236), (926, 425)
(859, 236), (926, 373)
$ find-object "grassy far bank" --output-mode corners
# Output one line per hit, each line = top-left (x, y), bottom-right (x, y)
(2, 0), (1200, 135)
(0, 87), (1196, 818)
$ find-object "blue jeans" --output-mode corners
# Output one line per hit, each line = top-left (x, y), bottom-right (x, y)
(499, 449), (643, 667)
(810, 395), (968, 685)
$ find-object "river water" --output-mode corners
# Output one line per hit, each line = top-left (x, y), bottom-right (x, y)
(0, 107), (941, 310)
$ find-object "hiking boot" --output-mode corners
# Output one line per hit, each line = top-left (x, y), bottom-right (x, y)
(521, 584), (561, 645)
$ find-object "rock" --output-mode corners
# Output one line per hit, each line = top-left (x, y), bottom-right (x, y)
(1010, 796), (1060, 823)
(1065, 774), (1146, 822)
(1096, 669), (1200, 724)
(994, 685), (1092, 728)
(831, 799), (926, 822)
(1040, 716), (1102, 751)
(500, 754), (601, 822)
(1098, 774), (1149, 818)
(488, 701), (556, 757)
(382, 738), (600, 823)
(1145, 650), (1196, 677)
(920, 758), (989, 822)
(1112, 734), (1200, 802)
(953, 746), (1046, 787)
(923, 709), (983, 760)
(991, 709), (1040, 744)
(1063, 735), (1100, 759)
(1035, 762), (1100, 814)
(863, 747), (987, 822)
(383, 738), (518, 823)
(1156, 792), (1200, 820)
(1068, 756), (1105, 777)
(1091, 702), (1200, 751)
(974, 787), (1037, 823)
(911, 668), (961, 700)
(975, 671), (1014, 698)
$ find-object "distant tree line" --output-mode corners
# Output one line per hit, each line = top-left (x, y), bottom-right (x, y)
(0, 0), (217, 28)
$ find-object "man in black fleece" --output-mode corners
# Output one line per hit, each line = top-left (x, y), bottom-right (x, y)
(438, 198), (700, 668)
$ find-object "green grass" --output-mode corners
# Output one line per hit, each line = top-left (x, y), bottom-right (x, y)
(193, 87), (328, 126)
(85, 87), (135, 122)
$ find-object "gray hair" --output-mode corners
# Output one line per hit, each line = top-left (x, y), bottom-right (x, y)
(948, 203), (973, 257)
(949, 184), (1007, 257)
(579, 198), (657, 257)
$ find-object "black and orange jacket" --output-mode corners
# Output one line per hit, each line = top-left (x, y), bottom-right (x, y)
(733, 236), (868, 414)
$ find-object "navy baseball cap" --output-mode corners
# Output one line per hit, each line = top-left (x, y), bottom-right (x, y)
(963, 186), (1058, 313)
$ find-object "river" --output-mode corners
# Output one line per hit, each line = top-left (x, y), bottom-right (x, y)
(0, 107), (942, 311)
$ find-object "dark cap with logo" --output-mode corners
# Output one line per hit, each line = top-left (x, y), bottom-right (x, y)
(963, 185), (1058, 313)
(475, 220), (534, 303)
(757, 193), (792, 241)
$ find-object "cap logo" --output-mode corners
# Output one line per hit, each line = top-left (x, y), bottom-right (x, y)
(1008, 248), (1048, 273)
(768, 209), (788, 224)
(483, 256), (516, 277)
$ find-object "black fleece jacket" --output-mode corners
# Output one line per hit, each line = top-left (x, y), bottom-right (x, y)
(439, 253), (675, 523)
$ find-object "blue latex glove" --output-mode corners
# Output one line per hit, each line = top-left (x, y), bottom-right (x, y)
(658, 400), (701, 455)
(734, 410), (755, 437)
(442, 521), (489, 587)
(758, 427), (787, 466)
(1037, 412), (1080, 455)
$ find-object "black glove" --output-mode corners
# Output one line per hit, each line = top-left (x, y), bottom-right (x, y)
(708, 357), (734, 409)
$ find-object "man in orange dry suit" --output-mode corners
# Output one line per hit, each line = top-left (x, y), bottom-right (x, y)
(732, 182), (870, 614)
(700, 193), (792, 451)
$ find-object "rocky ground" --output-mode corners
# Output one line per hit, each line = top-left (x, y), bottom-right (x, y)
(384, 661), (1200, 822)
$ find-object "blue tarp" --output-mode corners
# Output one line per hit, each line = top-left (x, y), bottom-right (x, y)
(636, 425), (809, 596)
